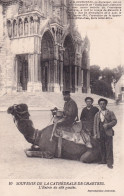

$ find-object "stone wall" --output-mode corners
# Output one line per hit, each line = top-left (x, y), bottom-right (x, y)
(0, 0), (90, 93)
(3, 2), (19, 93)
(0, 4), (7, 93)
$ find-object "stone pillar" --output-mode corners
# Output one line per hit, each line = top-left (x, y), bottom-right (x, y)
(54, 59), (60, 92)
(22, 17), (24, 36)
(28, 16), (30, 36)
(60, 61), (63, 91)
(47, 62), (50, 91)
(87, 69), (90, 93)
(54, 44), (60, 92)
(11, 19), (14, 39)
(38, 54), (41, 82)
(34, 15), (37, 34)
(77, 67), (82, 93)
(70, 65), (72, 92)
(14, 56), (18, 92)
(27, 54), (42, 92)
(75, 66), (78, 92)
(47, 60), (54, 92)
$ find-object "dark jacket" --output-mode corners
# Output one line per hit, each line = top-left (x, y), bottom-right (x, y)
(80, 106), (99, 135)
(64, 98), (78, 122)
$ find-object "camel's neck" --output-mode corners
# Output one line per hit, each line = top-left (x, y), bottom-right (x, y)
(16, 119), (36, 144)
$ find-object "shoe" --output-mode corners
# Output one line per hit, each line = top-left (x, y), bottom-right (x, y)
(107, 164), (113, 169)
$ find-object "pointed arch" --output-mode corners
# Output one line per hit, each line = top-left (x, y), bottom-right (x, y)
(41, 30), (55, 92)
(63, 34), (76, 92)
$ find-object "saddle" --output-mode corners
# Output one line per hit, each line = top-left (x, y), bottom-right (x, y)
(54, 122), (92, 147)
(51, 113), (92, 158)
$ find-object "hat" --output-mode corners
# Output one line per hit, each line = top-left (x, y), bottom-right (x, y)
(98, 98), (108, 105)
(85, 97), (94, 102)
(62, 90), (70, 95)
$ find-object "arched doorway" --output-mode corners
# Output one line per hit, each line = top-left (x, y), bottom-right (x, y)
(63, 35), (75, 92)
(41, 31), (54, 92)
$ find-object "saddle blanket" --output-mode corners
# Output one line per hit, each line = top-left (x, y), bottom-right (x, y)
(54, 127), (92, 148)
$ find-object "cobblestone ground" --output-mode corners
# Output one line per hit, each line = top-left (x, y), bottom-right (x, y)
(0, 104), (123, 187)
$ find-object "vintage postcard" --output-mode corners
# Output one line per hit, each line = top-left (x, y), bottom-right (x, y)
(0, 0), (124, 195)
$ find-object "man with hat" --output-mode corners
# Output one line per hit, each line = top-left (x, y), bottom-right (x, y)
(50, 91), (78, 141)
(50, 91), (78, 157)
(80, 97), (99, 136)
(93, 98), (117, 169)
(58, 90), (78, 127)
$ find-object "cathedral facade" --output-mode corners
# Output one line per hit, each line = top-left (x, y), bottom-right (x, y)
(0, 0), (90, 93)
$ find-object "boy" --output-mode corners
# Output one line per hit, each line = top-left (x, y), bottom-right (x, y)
(93, 98), (117, 169)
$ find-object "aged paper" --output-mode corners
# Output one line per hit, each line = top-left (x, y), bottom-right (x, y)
(0, 0), (124, 196)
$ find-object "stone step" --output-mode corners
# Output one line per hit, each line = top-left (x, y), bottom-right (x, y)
(0, 92), (115, 112)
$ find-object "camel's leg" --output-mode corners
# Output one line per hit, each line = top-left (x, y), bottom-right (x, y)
(25, 150), (54, 159)
(80, 149), (101, 163)
(80, 150), (93, 163)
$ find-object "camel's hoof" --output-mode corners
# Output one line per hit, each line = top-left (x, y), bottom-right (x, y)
(25, 150), (33, 157)
(24, 148), (32, 152)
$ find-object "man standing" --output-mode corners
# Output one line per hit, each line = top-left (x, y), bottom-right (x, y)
(80, 97), (99, 136)
(93, 98), (117, 169)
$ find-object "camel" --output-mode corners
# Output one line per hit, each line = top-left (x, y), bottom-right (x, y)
(7, 104), (101, 163)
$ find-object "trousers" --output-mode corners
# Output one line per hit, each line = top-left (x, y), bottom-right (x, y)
(99, 122), (113, 165)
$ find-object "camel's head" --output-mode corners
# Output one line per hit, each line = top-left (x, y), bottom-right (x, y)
(7, 104), (30, 119)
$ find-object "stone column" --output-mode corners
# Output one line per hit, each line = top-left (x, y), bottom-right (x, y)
(77, 67), (82, 93)
(27, 54), (42, 92)
(86, 69), (90, 93)
(14, 56), (18, 92)
(75, 66), (78, 92)
(11, 19), (14, 39)
(34, 15), (37, 34)
(28, 16), (30, 36)
(60, 61), (63, 92)
(47, 61), (50, 91)
(38, 54), (41, 82)
(22, 17), (24, 36)
(54, 44), (60, 92)
(59, 48), (64, 92)
(70, 65), (72, 92)
(54, 59), (60, 92)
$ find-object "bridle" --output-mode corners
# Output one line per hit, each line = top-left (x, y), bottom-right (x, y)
(13, 104), (30, 121)
(12, 104), (38, 146)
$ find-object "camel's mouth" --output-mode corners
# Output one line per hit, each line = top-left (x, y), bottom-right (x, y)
(7, 106), (14, 114)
